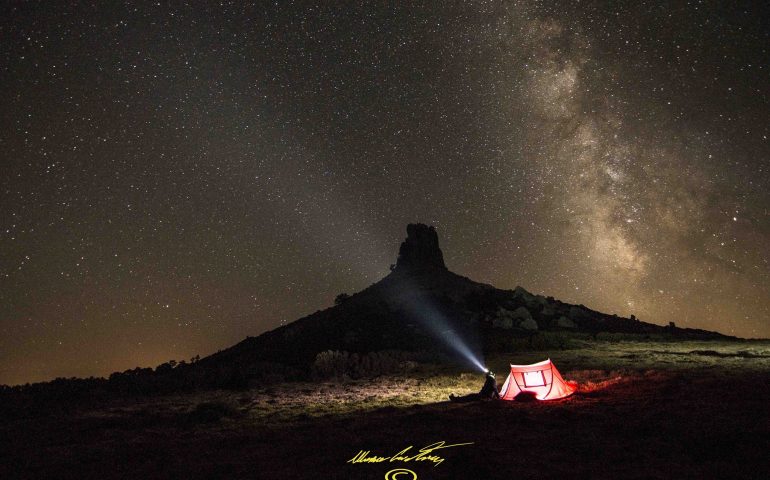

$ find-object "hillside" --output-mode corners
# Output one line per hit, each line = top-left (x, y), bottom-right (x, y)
(194, 224), (728, 376)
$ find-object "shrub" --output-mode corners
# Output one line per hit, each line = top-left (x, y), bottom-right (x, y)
(312, 350), (350, 379)
(311, 350), (415, 380)
(593, 332), (674, 342)
(510, 332), (575, 351)
(334, 293), (350, 305)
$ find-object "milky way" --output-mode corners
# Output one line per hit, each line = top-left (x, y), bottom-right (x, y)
(1, 2), (768, 384)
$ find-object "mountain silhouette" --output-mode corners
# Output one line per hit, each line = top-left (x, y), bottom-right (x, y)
(194, 224), (728, 377)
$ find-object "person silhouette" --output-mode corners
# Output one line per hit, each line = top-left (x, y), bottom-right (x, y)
(479, 370), (500, 399)
(449, 370), (499, 402)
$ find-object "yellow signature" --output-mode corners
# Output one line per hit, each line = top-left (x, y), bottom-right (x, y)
(347, 441), (473, 467)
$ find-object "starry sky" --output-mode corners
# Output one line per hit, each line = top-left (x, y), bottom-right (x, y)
(1, 1), (768, 385)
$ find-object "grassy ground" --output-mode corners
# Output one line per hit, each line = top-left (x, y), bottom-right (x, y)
(1, 339), (768, 479)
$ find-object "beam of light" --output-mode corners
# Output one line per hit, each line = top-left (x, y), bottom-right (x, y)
(397, 281), (486, 373)
(292, 208), (487, 371)
(437, 325), (487, 372)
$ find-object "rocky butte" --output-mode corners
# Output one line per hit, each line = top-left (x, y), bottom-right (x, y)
(394, 223), (447, 271)
(172, 223), (728, 389)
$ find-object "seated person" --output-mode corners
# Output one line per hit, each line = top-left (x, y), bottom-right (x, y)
(449, 370), (499, 402)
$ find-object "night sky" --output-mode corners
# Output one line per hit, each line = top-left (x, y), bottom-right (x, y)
(1, 1), (768, 385)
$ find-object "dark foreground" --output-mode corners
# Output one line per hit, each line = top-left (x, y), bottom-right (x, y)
(1, 349), (769, 479)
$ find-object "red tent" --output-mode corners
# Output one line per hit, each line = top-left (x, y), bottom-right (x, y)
(499, 359), (577, 401)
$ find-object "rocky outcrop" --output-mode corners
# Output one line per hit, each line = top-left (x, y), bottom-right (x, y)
(519, 317), (539, 331)
(395, 223), (447, 270)
(556, 316), (576, 329)
(511, 306), (532, 322)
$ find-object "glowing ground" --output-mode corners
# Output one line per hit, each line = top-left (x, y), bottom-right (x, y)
(1, 339), (768, 479)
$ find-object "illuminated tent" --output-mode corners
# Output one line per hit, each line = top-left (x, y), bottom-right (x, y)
(499, 359), (577, 401)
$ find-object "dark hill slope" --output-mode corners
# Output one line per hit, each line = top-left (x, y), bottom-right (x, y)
(200, 265), (493, 369)
(198, 224), (728, 374)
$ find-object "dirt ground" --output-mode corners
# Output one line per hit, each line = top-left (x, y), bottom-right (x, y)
(1, 341), (769, 479)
